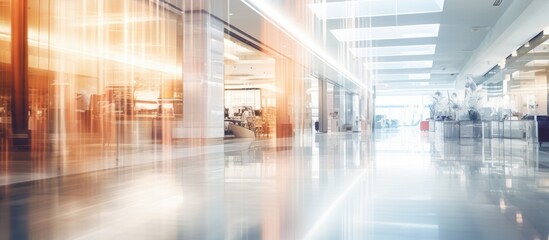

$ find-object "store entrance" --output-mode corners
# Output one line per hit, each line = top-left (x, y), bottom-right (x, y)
(223, 36), (276, 138)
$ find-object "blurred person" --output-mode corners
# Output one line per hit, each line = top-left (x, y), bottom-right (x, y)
(241, 107), (251, 127)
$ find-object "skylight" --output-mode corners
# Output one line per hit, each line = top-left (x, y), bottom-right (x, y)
(369, 60), (433, 70)
(376, 73), (431, 81)
(310, 0), (445, 20)
(331, 24), (440, 42)
(350, 45), (437, 57)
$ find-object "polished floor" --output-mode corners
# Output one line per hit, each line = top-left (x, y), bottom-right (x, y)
(2, 128), (549, 239)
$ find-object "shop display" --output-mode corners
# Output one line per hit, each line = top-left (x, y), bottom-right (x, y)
(107, 86), (134, 115)
(224, 87), (277, 137)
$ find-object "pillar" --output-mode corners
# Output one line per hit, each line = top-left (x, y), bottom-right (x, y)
(319, 78), (328, 133)
(275, 58), (295, 138)
(11, 0), (30, 147)
(174, 10), (224, 138)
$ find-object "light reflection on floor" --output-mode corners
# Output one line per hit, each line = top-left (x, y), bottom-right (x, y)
(2, 128), (549, 239)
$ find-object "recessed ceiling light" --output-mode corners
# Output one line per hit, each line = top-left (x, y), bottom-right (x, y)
(309, 0), (445, 20)
(368, 60), (433, 69)
(331, 24), (440, 41)
(350, 44), (436, 57)
(470, 26), (489, 32)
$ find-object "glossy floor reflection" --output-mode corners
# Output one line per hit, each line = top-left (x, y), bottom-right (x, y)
(2, 128), (549, 239)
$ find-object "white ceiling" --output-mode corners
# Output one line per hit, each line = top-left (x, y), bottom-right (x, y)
(224, 38), (276, 89)
(220, 0), (548, 96)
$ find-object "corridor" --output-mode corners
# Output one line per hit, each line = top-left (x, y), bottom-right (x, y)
(1, 129), (549, 240)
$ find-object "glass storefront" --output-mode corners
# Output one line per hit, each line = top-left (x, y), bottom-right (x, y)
(505, 40), (549, 117)
(0, 0), (10, 120)
(1, 0), (12, 153)
(223, 36), (277, 137)
(481, 31), (549, 119)
(1, 0), (183, 147)
(1, 0), (370, 151)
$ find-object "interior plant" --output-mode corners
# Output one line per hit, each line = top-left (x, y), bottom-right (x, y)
(464, 77), (484, 121)
(432, 91), (449, 120)
(448, 92), (461, 120)
(428, 103), (435, 120)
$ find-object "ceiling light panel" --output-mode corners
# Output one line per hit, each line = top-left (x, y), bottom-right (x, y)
(331, 24), (440, 42)
(370, 60), (433, 69)
(350, 45), (436, 57)
(310, 0), (445, 20)
(376, 73), (431, 81)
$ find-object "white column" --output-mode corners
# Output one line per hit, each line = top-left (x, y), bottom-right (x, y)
(173, 11), (224, 138)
